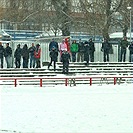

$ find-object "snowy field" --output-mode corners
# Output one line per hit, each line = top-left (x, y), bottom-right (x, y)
(0, 84), (133, 133)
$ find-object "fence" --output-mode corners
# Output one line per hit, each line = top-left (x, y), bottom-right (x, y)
(0, 76), (132, 87)
(1, 38), (131, 68)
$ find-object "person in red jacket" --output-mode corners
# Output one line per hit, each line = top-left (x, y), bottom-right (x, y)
(65, 37), (70, 53)
(34, 44), (41, 68)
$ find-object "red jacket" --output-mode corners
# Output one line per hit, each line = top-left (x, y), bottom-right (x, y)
(65, 37), (70, 52)
(34, 48), (41, 59)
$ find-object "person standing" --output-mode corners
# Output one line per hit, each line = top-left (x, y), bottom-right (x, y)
(0, 42), (5, 68)
(77, 39), (84, 62)
(34, 44), (41, 68)
(101, 39), (111, 62)
(29, 43), (36, 68)
(21, 44), (29, 68)
(70, 40), (78, 62)
(84, 41), (90, 65)
(48, 46), (58, 71)
(120, 37), (129, 62)
(61, 49), (71, 74)
(88, 38), (95, 62)
(14, 44), (22, 68)
(129, 42), (133, 62)
(4, 43), (12, 68)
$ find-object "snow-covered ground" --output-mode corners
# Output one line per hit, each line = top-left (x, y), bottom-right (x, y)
(0, 84), (133, 133)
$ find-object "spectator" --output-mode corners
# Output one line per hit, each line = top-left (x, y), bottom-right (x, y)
(22, 44), (29, 68)
(77, 39), (84, 62)
(0, 42), (5, 68)
(48, 46), (58, 71)
(29, 43), (36, 68)
(120, 37), (129, 62)
(49, 38), (59, 51)
(88, 38), (95, 62)
(14, 44), (22, 68)
(84, 41), (90, 65)
(59, 39), (67, 61)
(34, 44), (41, 68)
(4, 43), (12, 68)
(70, 40), (78, 62)
(61, 49), (71, 74)
(101, 39), (111, 62)
(129, 42), (133, 62)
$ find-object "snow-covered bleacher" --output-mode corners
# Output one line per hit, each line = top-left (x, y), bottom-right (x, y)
(0, 62), (133, 86)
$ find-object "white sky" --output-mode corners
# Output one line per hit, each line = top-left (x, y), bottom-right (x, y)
(0, 84), (133, 133)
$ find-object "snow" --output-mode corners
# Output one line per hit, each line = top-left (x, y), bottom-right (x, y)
(0, 84), (133, 133)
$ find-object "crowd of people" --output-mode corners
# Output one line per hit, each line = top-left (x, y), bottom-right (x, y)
(48, 37), (133, 74)
(0, 36), (133, 74)
(0, 42), (41, 69)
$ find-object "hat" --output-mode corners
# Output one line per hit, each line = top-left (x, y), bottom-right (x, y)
(89, 38), (92, 41)
(36, 44), (40, 47)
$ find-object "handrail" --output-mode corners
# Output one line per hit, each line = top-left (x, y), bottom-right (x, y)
(0, 76), (132, 87)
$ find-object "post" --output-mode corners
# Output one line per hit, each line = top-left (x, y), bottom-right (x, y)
(130, 8), (132, 44)
(14, 79), (17, 87)
(127, 6), (132, 44)
(114, 77), (116, 85)
(40, 78), (42, 87)
(65, 78), (68, 86)
(90, 78), (92, 86)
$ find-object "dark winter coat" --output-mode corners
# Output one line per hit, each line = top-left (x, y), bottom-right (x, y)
(0, 45), (5, 58)
(49, 49), (58, 62)
(4, 46), (12, 57)
(129, 44), (133, 54)
(78, 41), (84, 52)
(101, 41), (111, 53)
(29, 46), (36, 56)
(49, 41), (59, 51)
(22, 44), (29, 59)
(14, 46), (22, 60)
(89, 41), (95, 52)
(120, 39), (129, 49)
(61, 51), (71, 63)
(84, 41), (90, 61)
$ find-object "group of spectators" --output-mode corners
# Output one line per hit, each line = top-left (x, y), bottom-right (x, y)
(47, 37), (96, 74)
(0, 42), (41, 68)
(48, 37), (133, 74)
(0, 36), (133, 73)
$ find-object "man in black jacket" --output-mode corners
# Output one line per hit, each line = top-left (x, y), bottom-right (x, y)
(61, 49), (71, 74)
(0, 42), (5, 68)
(129, 42), (133, 62)
(77, 39), (84, 62)
(14, 44), (22, 68)
(88, 38), (95, 62)
(5, 43), (12, 68)
(29, 43), (36, 68)
(48, 46), (58, 71)
(101, 39), (111, 62)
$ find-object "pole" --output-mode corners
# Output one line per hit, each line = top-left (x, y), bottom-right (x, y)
(127, 6), (132, 44)
(130, 9), (132, 44)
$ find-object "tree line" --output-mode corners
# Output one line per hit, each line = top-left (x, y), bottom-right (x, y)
(0, 0), (132, 39)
